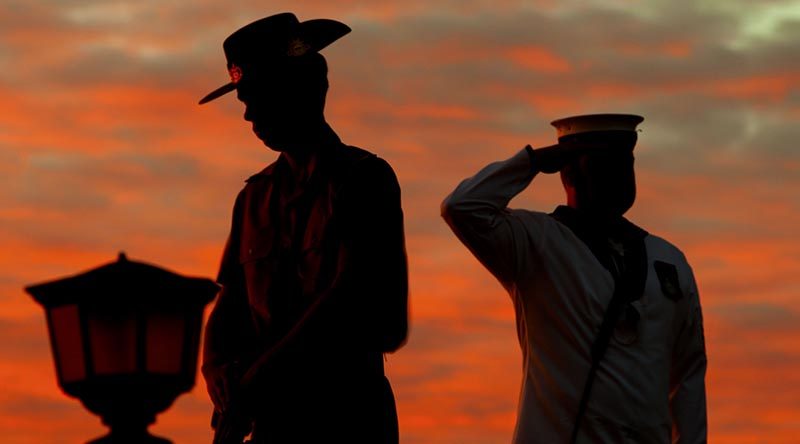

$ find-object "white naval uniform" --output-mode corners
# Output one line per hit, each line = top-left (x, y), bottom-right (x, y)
(441, 148), (707, 444)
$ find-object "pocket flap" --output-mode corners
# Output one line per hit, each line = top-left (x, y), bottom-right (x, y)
(239, 231), (274, 263)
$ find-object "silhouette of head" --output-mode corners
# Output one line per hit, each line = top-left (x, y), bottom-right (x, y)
(560, 132), (637, 218)
(551, 114), (643, 219)
(199, 12), (350, 152)
(237, 54), (329, 151)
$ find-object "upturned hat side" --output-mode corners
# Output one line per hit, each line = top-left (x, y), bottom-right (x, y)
(199, 12), (351, 105)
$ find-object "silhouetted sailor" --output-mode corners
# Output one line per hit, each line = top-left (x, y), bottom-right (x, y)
(199, 12), (408, 444)
(442, 114), (707, 444)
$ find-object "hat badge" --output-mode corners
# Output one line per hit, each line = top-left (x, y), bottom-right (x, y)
(228, 64), (243, 84)
(287, 38), (311, 56)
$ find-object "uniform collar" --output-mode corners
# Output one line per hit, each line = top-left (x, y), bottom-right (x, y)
(550, 205), (647, 242)
(245, 123), (342, 183)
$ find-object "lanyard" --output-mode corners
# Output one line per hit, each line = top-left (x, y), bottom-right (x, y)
(549, 207), (648, 444)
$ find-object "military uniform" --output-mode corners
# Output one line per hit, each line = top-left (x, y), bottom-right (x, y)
(205, 126), (408, 442)
(442, 140), (707, 442)
(199, 12), (408, 443)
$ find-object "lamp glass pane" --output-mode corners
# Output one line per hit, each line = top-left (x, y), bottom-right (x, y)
(88, 308), (137, 375)
(49, 305), (86, 383)
(146, 311), (185, 374)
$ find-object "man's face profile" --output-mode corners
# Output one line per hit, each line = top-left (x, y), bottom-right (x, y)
(235, 57), (328, 152)
(236, 66), (296, 149)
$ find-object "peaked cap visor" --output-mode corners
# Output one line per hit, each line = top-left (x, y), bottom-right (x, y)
(198, 16), (351, 105)
(533, 113), (644, 151)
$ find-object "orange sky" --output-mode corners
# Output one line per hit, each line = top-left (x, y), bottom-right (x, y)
(1, 1), (799, 443)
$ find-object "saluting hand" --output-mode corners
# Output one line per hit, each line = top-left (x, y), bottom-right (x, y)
(530, 137), (635, 174)
(528, 143), (590, 174)
(530, 130), (639, 174)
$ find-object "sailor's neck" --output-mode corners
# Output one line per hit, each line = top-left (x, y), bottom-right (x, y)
(565, 204), (626, 229)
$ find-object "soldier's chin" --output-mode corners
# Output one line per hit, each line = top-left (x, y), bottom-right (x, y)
(257, 131), (293, 153)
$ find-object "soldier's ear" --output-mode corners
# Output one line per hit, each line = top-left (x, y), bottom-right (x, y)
(560, 163), (577, 188)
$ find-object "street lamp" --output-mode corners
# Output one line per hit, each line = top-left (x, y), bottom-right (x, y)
(25, 252), (219, 444)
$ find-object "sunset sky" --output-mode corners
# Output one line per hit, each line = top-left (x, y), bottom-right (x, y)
(1, 0), (799, 442)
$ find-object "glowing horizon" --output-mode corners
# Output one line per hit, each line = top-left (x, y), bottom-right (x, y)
(1, 1), (799, 442)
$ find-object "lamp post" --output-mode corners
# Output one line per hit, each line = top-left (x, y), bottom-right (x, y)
(25, 252), (219, 444)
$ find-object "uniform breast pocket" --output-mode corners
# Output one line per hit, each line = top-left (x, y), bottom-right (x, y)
(239, 233), (277, 318)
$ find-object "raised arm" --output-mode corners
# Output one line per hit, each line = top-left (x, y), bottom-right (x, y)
(441, 147), (540, 285)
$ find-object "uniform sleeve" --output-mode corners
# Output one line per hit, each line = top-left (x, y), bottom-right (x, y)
(203, 190), (254, 367)
(669, 267), (708, 443)
(441, 147), (544, 287)
(335, 156), (409, 352)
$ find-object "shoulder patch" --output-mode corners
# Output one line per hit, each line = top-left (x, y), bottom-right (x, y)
(654, 260), (683, 301)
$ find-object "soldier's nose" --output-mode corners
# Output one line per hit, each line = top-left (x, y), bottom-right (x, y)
(244, 107), (253, 122)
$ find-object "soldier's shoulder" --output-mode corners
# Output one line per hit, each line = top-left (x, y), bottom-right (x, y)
(244, 161), (279, 184)
(334, 144), (397, 177)
(335, 144), (377, 165)
(645, 232), (690, 265)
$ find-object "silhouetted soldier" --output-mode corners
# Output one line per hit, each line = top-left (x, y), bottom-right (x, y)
(442, 114), (707, 443)
(199, 13), (408, 443)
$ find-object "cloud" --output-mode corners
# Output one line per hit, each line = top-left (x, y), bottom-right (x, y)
(1, 1), (799, 443)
